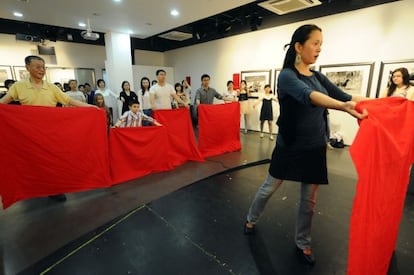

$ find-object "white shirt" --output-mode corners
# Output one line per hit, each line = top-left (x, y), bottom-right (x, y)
(66, 91), (86, 105)
(138, 90), (152, 110)
(149, 83), (175, 110)
(225, 90), (238, 102)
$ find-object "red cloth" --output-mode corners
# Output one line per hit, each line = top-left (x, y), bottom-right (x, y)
(198, 102), (241, 158)
(153, 108), (203, 166)
(109, 126), (173, 184)
(348, 98), (414, 275)
(0, 105), (112, 209)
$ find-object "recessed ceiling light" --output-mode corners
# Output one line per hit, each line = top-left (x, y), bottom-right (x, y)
(13, 12), (23, 17)
(127, 30), (133, 34)
(78, 22), (86, 27)
(170, 9), (179, 17)
(113, 0), (121, 2)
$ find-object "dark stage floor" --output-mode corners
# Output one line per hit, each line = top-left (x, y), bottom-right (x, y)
(1, 133), (414, 275)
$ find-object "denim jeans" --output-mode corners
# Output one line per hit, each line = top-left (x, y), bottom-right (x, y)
(246, 173), (319, 249)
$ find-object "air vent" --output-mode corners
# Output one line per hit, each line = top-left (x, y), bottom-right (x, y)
(258, 0), (322, 15)
(158, 31), (193, 41)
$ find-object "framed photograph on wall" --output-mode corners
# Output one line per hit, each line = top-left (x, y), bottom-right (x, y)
(0, 65), (13, 87)
(241, 70), (271, 98)
(273, 68), (282, 93)
(376, 59), (414, 98)
(13, 66), (30, 81)
(319, 62), (374, 97)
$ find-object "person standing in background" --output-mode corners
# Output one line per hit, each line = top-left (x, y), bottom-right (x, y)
(224, 80), (238, 102)
(381, 67), (414, 100)
(84, 82), (95, 104)
(66, 79), (86, 105)
(138, 77), (153, 124)
(95, 79), (120, 123)
(253, 84), (278, 140)
(150, 69), (188, 110)
(175, 82), (189, 108)
(238, 80), (250, 134)
(119, 80), (138, 114)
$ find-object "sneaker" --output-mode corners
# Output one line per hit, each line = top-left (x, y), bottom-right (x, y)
(244, 221), (256, 235)
(269, 135), (274, 140)
(244, 129), (248, 134)
(260, 133), (264, 138)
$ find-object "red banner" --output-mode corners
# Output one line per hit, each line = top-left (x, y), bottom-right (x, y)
(348, 98), (414, 275)
(198, 102), (241, 158)
(0, 105), (112, 209)
(109, 126), (173, 184)
(153, 108), (203, 166)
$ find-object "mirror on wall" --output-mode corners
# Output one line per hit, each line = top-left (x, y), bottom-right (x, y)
(46, 67), (96, 87)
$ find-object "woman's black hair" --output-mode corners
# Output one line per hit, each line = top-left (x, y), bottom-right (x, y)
(140, 77), (150, 96)
(175, 82), (183, 92)
(97, 79), (105, 87)
(121, 80), (129, 92)
(282, 24), (322, 70)
(387, 67), (411, 97)
(227, 80), (234, 87)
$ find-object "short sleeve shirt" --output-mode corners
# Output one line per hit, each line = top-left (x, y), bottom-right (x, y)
(8, 79), (71, 106)
(149, 83), (175, 110)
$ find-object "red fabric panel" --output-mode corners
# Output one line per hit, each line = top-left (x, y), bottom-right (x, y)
(109, 126), (173, 184)
(198, 102), (241, 158)
(233, 74), (240, 90)
(153, 108), (203, 166)
(0, 104), (111, 209)
(348, 98), (414, 275)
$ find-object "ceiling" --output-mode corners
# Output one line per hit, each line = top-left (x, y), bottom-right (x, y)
(0, 0), (399, 52)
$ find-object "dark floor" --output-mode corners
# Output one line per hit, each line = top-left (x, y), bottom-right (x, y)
(1, 132), (414, 275)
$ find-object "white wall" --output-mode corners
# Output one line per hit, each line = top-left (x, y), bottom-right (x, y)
(164, 0), (414, 144)
(134, 50), (165, 66)
(0, 34), (106, 86)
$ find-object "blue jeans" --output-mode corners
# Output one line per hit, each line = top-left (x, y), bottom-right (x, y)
(142, 109), (153, 126)
(246, 173), (319, 249)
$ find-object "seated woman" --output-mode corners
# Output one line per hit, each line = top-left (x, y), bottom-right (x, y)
(381, 67), (414, 100)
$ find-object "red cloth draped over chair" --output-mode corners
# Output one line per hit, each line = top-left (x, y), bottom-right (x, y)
(109, 126), (173, 184)
(348, 98), (414, 275)
(0, 105), (112, 209)
(153, 108), (203, 166)
(198, 102), (241, 158)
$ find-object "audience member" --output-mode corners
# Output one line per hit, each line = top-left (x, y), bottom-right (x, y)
(175, 82), (189, 108)
(381, 67), (414, 100)
(94, 93), (113, 130)
(224, 80), (238, 102)
(119, 80), (138, 114)
(253, 84), (277, 140)
(95, 79), (120, 123)
(66, 79), (86, 105)
(238, 80), (250, 133)
(150, 69), (188, 110)
(84, 82), (95, 104)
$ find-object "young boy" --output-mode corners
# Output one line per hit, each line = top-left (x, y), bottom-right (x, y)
(114, 99), (161, 127)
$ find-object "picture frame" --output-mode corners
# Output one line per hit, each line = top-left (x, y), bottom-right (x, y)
(376, 59), (414, 98)
(13, 66), (30, 81)
(240, 70), (271, 98)
(273, 68), (282, 94)
(319, 62), (374, 97)
(0, 65), (13, 87)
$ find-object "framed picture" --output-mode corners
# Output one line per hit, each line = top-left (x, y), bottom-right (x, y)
(0, 65), (13, 87)
(273, 68), (282, 93)
(240, 70), (271, 98)
(13, 66), (30, 81)
(376, 59), (414, 98)
(319, 62), (374, 97)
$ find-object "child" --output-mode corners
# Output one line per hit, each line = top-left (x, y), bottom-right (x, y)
(253, 84), (277, 140)
(94, 93), (113, 129)
(115, 99), (161, 127)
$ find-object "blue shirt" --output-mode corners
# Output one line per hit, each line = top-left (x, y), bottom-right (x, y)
(276, 68), (352, 149)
